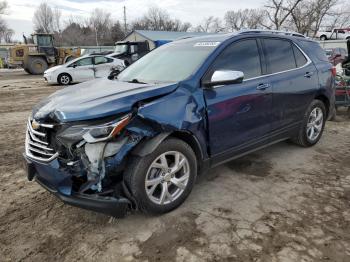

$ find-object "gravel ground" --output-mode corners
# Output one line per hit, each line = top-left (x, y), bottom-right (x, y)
(1, 70), (350, 262)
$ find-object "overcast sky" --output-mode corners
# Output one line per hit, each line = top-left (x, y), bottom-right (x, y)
(3, 0), (265, 41)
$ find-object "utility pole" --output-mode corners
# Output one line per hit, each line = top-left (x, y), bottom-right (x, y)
(123, 6), (127, 34)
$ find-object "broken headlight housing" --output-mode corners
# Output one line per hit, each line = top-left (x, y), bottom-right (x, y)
(83, 114), (131, 143)
(57, 114), (131, 145)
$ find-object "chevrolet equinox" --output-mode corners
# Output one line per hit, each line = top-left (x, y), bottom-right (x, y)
(24, 30), (335, 217)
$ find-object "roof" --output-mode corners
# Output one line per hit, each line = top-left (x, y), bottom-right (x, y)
(127, 30), (211, 42)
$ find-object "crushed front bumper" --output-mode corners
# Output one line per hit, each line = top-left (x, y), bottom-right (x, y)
(23, 154), (131, 217)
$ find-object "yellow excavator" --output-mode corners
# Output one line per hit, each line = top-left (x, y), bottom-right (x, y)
(8, 33), (81, 75)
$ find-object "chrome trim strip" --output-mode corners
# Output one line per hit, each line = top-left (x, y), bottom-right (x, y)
(28, 140), (54, 151)
(40, 123), (54, 128)
(25, 118), (58, 162)
(28, 130), (49, 145)
(28, 145), (55, 156)
(27, 118), (46, 137)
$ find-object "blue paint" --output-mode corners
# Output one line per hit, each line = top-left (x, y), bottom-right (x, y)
(27, 32), (334, 213)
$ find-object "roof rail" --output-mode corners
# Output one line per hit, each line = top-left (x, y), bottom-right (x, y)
(239, 29), (306, 38)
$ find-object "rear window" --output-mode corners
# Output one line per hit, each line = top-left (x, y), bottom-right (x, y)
(298, 40), (328, 62)
(263, 38), (296, 73)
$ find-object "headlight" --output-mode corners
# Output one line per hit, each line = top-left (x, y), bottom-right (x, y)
(82, 114), (131, 143)
(57, 114), (131, 145)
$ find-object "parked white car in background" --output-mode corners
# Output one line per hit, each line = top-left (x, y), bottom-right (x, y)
(44, 55), (125, 85)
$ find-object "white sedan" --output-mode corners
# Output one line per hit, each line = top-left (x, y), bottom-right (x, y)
(44, 55), (125, 85)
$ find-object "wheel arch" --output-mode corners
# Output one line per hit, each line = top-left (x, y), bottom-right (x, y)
(314, 94), (330, 117)
(131, 130), (206, 174)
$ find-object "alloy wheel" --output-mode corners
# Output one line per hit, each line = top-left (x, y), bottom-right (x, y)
(145, 151), (190, 205)
(306, 107), (323, 141)
(60, 75), (70, 85)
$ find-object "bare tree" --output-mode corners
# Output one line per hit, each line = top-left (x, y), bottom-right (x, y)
(0, 0), (7, 15)
(0, 0), (12, 43)
(224, 9), (266, 31)
(3, 28), (13, 42)
(132, 7), (191, 31)
(33, 2), (54, 33)
(195, 16), (224, 33)
(89, 8), (112, 46)
(264, 0), (302, 29)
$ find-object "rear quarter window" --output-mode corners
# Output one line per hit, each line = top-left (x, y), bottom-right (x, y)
(298, 40), (328, 63)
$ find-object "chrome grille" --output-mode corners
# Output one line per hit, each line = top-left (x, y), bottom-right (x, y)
(25, 117), (59, 162)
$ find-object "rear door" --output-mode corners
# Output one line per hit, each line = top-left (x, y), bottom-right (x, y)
(262, 38), (318, 132)
(93, 56), (114, 78)
(68, 57), (94, 82)
(203, 38), (273, 156)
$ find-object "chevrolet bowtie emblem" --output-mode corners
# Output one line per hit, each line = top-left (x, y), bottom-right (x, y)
(31, 120), (40, 130)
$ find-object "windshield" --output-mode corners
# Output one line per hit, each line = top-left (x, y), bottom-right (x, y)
(35, 35), (53, 47)
(114, 44), (128, 54)
(118, 41), (218, 83)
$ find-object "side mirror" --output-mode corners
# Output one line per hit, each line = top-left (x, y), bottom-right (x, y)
(203, 70), (244, 88)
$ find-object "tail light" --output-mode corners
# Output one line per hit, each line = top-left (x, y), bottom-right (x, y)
(331, 67), (337, 77)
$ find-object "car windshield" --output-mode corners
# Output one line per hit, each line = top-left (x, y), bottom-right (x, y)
(118, 41), (218, 83)
(114, 44), (128, 54)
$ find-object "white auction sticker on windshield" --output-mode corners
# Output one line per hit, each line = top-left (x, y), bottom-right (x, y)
(194, 42), (220, 47)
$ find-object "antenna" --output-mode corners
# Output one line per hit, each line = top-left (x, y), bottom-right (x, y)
(123, 6), (127, 33)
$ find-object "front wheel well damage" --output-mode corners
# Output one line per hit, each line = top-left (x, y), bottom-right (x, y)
(129, 130), (205, 174)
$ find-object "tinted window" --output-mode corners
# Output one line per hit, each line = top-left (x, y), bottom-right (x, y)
(263, 38), (296, 73)
(293, 45), (308, 67)
(299, 40), (328, 62)
(208, 39), (262, 79)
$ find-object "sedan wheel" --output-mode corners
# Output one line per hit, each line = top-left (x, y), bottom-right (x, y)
(58, 74), (71, 85)
(145, 151), (190, 205)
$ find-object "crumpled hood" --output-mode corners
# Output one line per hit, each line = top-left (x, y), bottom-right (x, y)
(33, 78), (178, 122)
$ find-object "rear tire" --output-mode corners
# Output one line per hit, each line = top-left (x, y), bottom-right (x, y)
(320, 35), (327, 41)
(27, 56), (48, 75)
(124, 138), (197, 214)
(57, 73), (72, 85)
(292, 100), (326, 147)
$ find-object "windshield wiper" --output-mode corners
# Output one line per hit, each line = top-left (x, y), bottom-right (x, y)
(128, 78), (147, 84)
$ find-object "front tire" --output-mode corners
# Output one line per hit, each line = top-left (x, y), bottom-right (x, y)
(27, 56), (48, 75)
(292, 100), (326, 147)
(57, 73), (71, 85)
(124, 138), (197, 214)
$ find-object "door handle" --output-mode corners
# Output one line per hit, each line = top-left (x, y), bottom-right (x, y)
(304, 72), (313, 78)
(256, 83), (271, 90)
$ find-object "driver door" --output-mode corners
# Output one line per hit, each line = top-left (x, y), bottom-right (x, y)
(68, 57), (95, 82)
(203, 38), (273, 158)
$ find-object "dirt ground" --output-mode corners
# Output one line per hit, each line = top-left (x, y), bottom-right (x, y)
(1, 69), (350, 262)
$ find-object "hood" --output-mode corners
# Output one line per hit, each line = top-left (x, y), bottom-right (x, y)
(33, 78), (178, 122)
(45, 65), (63, 73)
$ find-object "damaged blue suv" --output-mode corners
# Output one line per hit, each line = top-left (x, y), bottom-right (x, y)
(24, 30), (335, 217)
